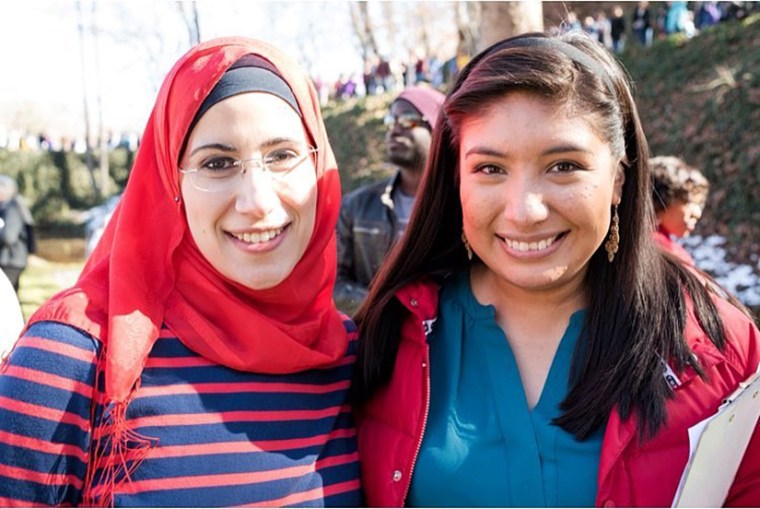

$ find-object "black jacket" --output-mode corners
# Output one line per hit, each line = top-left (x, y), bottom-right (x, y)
(335, 172), (403, 315)
(0, 197), (32, 270)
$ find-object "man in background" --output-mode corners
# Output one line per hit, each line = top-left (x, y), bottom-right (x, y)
(0, 175), (34, 293)
(335, 85), (444, 314)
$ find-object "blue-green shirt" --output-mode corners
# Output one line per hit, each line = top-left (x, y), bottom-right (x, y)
(407, 271), (602, 507)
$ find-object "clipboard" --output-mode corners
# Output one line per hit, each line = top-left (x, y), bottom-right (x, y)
(672, 370), (760, 507)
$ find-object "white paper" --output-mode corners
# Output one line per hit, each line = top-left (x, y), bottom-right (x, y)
(672, 371), (760, 507)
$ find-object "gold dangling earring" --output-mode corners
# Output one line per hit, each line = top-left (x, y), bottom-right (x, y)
(605, 205), (620, 263)
(461, 228), (473, 261)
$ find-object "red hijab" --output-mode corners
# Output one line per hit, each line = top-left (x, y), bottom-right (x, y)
(25, 37), (347, 503)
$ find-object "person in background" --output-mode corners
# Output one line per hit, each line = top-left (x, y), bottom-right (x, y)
(0, 37), (360, 506)
(632, 0), (653, 46)
(335, 85), (444, 315)
(0, 268), (24, 353)
(651, 155), (709, 265)
(352, 32), (759, 507)
(0, 175), (34, 293)
(610, 5), (627, 53)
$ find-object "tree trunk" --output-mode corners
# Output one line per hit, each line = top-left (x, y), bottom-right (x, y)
(478, 1), (544, 51)
(455, 1), (481, 56)
(176, 1), (201, 46)
(76, 0), (100, 198)
(92, 3), (109, 198)
(348, 1), (380, 62)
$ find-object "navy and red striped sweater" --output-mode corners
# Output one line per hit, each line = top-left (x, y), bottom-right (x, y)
(0, 319), (361, 506)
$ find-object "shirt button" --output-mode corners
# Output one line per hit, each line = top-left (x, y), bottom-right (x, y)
(421, 362), (427, 368)
(410, 298), (418, 307)
(603, 500), (616, 507)
(392, 470), (402, 482)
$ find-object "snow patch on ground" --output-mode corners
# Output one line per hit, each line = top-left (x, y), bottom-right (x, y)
(682, 234), (760, 306)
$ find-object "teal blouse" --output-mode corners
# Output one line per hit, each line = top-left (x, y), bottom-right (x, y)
(407, 271), (603, 507)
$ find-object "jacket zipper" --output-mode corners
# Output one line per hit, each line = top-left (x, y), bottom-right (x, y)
(401, 343), (431, 505)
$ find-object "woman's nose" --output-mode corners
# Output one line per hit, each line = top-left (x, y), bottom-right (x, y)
(235, 167), (280, 217)
(503, 179), (549, 225)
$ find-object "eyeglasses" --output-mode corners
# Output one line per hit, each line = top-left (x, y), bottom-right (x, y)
(383, 112), (428, 130)
(180, 146), (318, 193)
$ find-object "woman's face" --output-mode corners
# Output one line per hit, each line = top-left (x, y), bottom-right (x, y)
(179, 92), (317, 290)
(458, 92), (624, 294)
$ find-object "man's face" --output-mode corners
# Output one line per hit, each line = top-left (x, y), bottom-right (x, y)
(384, 99), (433, 171)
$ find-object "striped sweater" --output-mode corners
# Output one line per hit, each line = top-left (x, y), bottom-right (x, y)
(0, 319), (361, 507)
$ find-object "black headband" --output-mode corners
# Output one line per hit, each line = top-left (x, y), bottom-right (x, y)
(188, 55), (301, 135)
(514, 37), (617, 99)
(463, 35), (618, 100)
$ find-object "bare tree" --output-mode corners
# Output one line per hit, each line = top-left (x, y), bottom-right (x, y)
(478, 1), (544, 51)
(104, 4), (181, 95)
(455, 1), (481, 57)
(76, 0), (100, 197)
(380, 2), (397, 60)
(414, 3), (434, 59)
(348, 1), (380, 62)
(91, 3), (109, 198)
(176, 1), (201, 46)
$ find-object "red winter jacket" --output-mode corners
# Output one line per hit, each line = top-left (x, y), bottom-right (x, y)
(653, 227), (695, 266)
(356, 279), (760, 507)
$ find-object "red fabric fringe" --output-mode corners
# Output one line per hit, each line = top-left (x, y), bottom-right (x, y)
(82, 357), (157, 507)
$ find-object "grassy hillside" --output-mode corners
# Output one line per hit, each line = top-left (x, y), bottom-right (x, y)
(621, 14), (760, 265)
(325, 15), (759, 267)
(322, 93), (396, 194)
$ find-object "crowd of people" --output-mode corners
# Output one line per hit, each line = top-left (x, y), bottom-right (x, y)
(558, 1), (756, 53)
(0, 16), (758, 509)
(317, 1), (759, 106)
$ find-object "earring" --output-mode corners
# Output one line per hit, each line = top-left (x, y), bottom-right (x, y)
(461, 229), (473, 261)
(605, 205), (620, 263)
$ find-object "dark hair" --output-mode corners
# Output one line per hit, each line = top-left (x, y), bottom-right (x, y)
(353, 32), (729, 441)
(651, 155), (710, 213)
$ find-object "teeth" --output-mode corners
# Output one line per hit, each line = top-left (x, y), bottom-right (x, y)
(505, 234), (557, 252)
(234, 227), (283, 244)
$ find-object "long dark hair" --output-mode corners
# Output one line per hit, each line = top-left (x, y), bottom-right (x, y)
(353, 32), (730, 441)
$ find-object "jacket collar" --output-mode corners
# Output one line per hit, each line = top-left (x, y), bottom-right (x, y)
(380, 170), (403, 211)
(395, 278), (440, 344)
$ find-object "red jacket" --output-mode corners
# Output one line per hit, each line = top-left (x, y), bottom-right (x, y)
(356, 279), (760, 507)
(653, 227), (695, 266)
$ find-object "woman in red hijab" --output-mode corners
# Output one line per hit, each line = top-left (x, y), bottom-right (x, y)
(0, 37), (360, 507)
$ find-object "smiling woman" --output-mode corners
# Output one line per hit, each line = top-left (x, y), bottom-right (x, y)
(352, 32), (760, 507)
(0, 38), (360, 507)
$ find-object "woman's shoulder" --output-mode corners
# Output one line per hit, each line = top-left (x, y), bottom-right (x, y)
(394, 275), (446, 313)
(338, 312), (358, 351)
(685, 295), (759, 377)
(24, 286), (106, 341)
(10, 320), (101, 372)
(22, 320), (101, 352)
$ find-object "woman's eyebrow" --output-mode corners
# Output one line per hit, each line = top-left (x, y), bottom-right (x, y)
(189, 143), (235, 157)
(260, 136), (302, 149)
(463, 145), (507, 159)
(189, 137), (303, 158)
(541, 143), (593, 156)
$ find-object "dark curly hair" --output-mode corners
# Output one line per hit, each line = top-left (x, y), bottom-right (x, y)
(651, 155), (709, 213)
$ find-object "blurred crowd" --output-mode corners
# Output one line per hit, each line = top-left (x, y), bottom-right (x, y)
(555, 1), (758, 53)
(322, 0), (758, 104)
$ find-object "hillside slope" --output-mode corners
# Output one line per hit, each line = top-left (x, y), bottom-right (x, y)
(621, 14), (760, 265)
